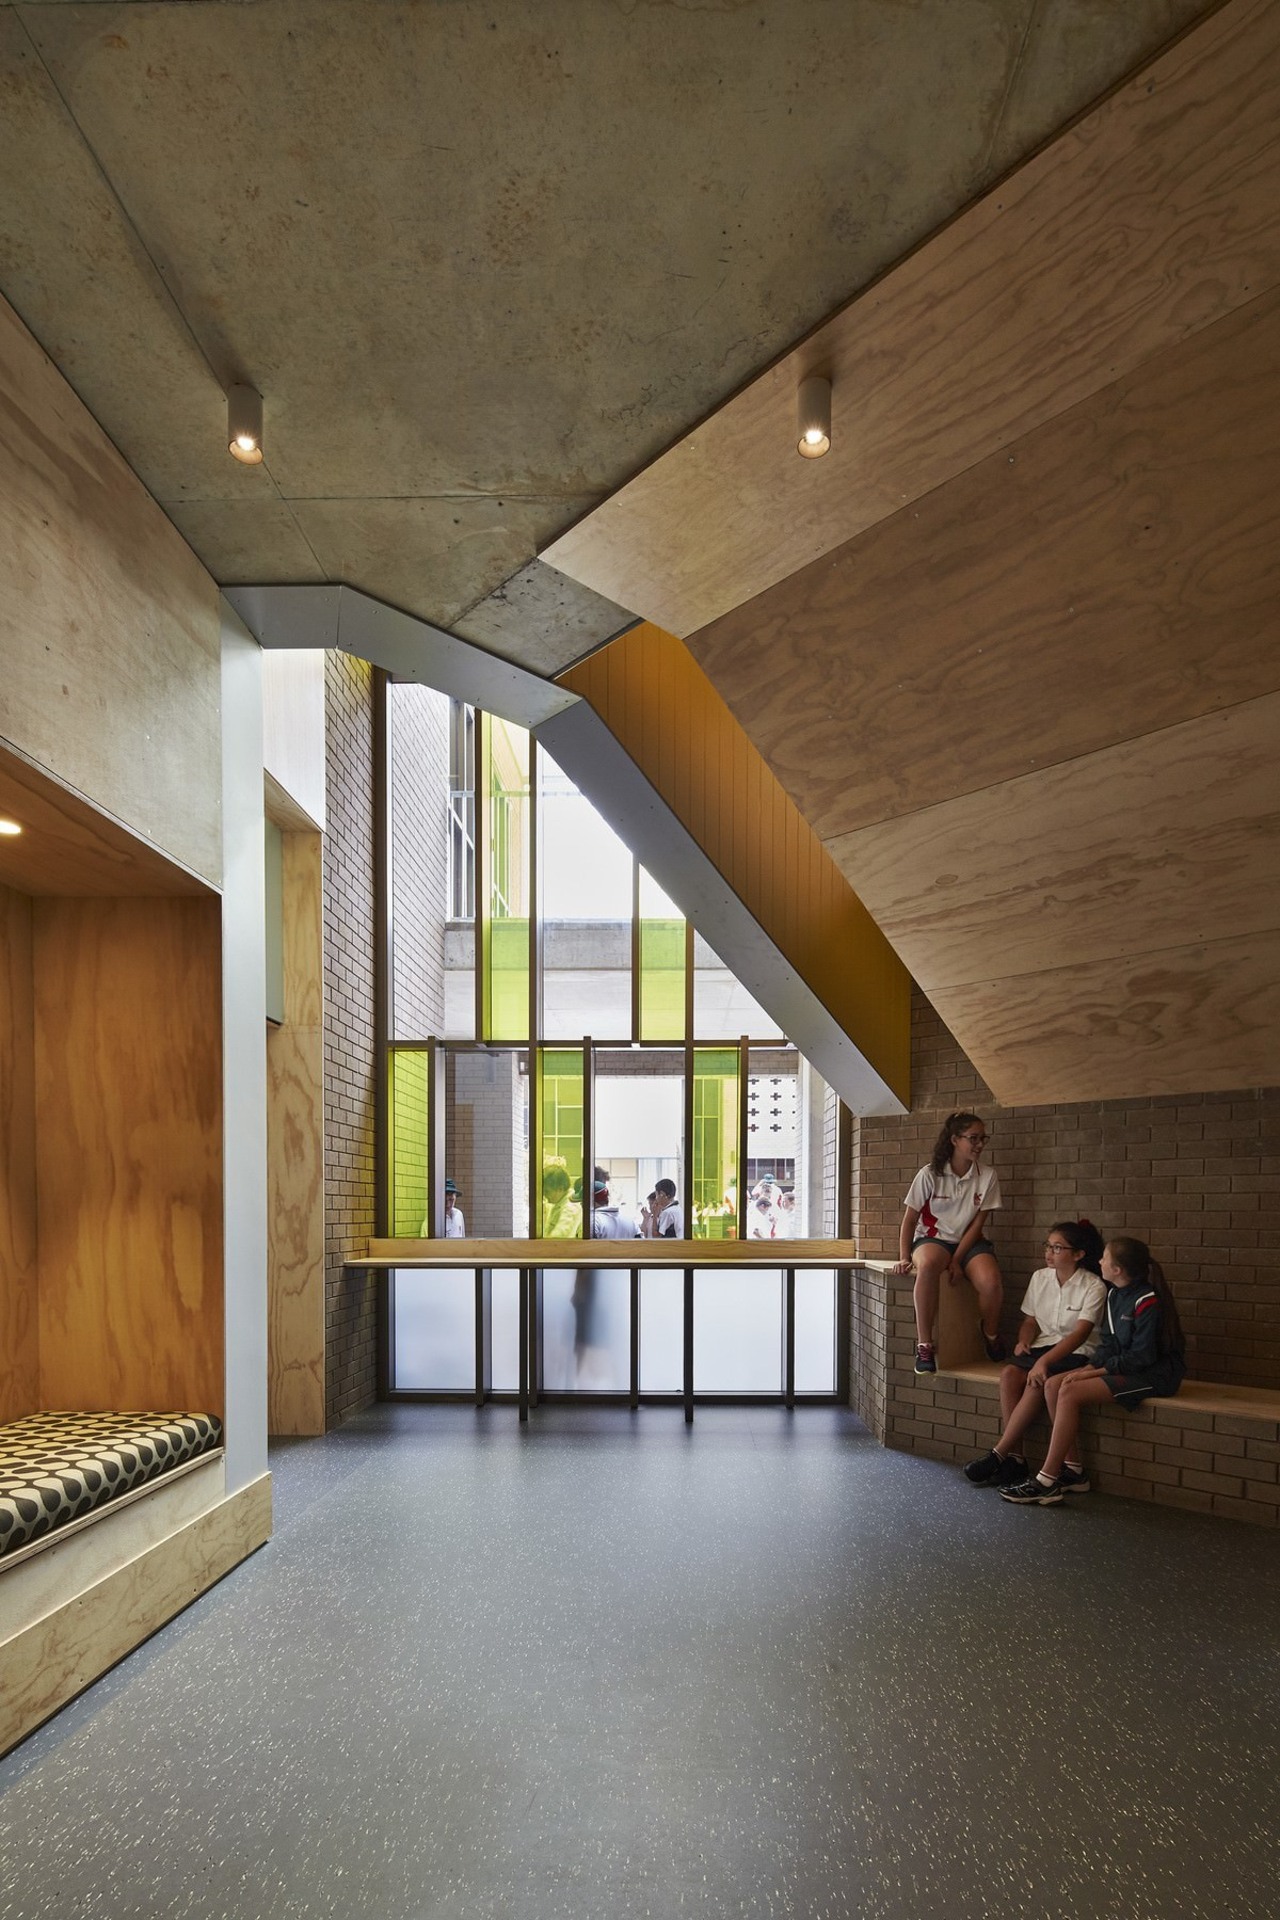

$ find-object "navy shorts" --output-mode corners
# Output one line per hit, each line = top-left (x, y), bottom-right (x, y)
(911, 1235), (996, 1269)
(1010, 1349), (1093, 1377)
(1102, 1361), (1185, 1408)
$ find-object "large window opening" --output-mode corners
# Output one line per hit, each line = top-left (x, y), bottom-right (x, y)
(384, 689), (846, 1402)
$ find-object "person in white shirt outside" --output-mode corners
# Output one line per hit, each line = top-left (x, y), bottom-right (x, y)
(590, 1169), (638, 1241)
(963, 1220), (1106, 1489)
(653, 1177), (683, 1238)
(419, 1178), (465, 1237)
(572, 1169), (639, 1384)
(747, 1195), (775, 1238)
(891, 1112), (1005, 1373)
(773, 1189), (797, 1239)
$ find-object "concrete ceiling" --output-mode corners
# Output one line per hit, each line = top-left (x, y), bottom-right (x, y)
(0, 0), (1213, 675)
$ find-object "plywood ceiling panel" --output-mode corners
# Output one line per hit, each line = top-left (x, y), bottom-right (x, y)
(545, 0), (1280, 638)
(829, 693), (1280, 992)
(0, 746), (214, 900)
(930, 929), (1280, 1106)
(687, 285), (1280, 843)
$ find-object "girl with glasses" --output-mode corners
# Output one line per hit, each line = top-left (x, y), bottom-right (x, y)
(891, 1111), (1006, 1372)
(963, 1220), (1106, 1489)
(1001, 1236), (1186, 1506)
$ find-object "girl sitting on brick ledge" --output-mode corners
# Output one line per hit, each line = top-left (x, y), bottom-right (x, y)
(964, 1219), (1107, 1489)
(1001, 1236), (1186, 1507)
(891, 1111), (1006, 1373)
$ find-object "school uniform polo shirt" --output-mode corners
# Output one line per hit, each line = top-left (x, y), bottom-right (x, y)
(904, 1162), (1002, 1241)
(1020, 1266), (1106, 1351)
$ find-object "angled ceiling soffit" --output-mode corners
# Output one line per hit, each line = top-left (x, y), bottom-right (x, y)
(541, 0), (1280, 639)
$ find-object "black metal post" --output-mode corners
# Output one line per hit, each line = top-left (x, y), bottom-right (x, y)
(475, 1268), (491, 1408)
(683, 1266), (694, 1424)
(630, 1267), (640, 1410)
(784, 1266), (796, 1409)
(518, 1267), (529, 1422)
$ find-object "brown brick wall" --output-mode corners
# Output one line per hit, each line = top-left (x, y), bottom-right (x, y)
(857, 990), (1280, 1392)
(885, 1364), (1279, 1529)
(848, 1264), (888, 1441)
(324, 651), (379, 1427)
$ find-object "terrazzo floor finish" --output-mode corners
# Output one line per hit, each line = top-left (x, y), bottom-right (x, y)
(1, 1405), (1277, 1919)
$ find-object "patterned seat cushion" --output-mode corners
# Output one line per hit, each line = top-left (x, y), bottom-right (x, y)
(0, 1411), (223, 1560)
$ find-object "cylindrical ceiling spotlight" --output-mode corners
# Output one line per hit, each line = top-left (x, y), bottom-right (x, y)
(227, 384), (264, 465)
(796, 374), (831, 458)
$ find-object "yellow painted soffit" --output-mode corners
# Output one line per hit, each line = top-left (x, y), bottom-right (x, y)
(558, 622), (910, 1102)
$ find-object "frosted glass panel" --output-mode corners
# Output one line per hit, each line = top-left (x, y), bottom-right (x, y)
(540, 1267), (630, 1392)
(693, 1269), (782, 1393)
(491, 1268), (521, 1393)
(795, 1270), (836, 1394)
(394, 1269), (473, 1390)
(640, 1270), (683, 1392)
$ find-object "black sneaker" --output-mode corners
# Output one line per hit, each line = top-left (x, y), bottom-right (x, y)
(963, 1449), (1003, 1484)
(996, 1453), (1029, 1486)
(914, 1343), (937, 1374)
(999, 1474), (1064, 1506)
(1058, 1465), (1091, 1494)
(982, 1330), (1009, 1362)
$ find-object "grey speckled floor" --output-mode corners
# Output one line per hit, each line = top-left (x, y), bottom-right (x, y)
(2, 1406), (1277, 1920)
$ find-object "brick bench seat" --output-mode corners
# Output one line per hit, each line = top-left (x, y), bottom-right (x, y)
(927, 1365), (1280, 1526)
(0, 1411), (224, 1565)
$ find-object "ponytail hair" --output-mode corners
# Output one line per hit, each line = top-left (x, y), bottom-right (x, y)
(1048, 1218), (1105, 1273)
(1105, 1235), (1185, 1357)
(930, 1112), (984, 1175)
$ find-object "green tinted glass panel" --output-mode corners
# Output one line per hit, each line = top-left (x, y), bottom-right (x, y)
(538, 1048), (585, 1238)
(482, 715), (531, 1042)
(638, 867), (685, 1042)
(389, 1047), (430, 1236)
(692, 1047), (739, 1239)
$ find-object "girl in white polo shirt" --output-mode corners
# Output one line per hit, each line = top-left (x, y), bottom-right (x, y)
(963, 1219), (1106, 1489)
(891, 1112), (1005, 1373)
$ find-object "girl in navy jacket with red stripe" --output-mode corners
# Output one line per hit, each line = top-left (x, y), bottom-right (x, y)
(1000, 1236), (1185, 1506)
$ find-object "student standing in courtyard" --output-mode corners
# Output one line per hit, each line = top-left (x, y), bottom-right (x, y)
(891, 1112), (1006, 1372)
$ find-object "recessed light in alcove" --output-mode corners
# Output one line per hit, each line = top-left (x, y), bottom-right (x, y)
(0, 818), (22, 836)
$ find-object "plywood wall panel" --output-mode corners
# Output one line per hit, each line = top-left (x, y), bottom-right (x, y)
(931, 930), (1280, 1106)
(690, 286), (1280, 843)
(266, 1024), (325, 1435)
(267, 830), (325, 1436)
(830, 693), (1280, 991)
(0, 296), (222, 886)
(34, 898), (224, 1415)
(545, 0), (1280, 636)
(0, 885), (38, 1421)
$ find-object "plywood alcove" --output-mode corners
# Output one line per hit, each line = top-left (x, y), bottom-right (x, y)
(0, 746), (223, 1424)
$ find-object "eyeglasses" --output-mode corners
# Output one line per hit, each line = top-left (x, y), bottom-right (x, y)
(1044, 1242), (1073, 1253)
(960, 1132), (988, 1144)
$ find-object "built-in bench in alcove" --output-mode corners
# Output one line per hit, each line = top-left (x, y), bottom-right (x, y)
(0, 742), (239, 1753)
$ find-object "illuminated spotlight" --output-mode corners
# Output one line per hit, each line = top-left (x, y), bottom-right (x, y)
(796, 374), (831, 458)
(227, 384), (264, 465)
